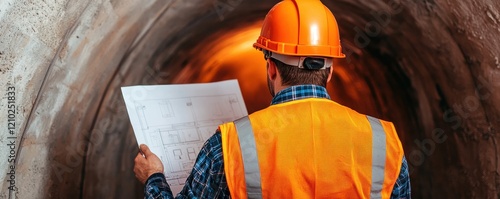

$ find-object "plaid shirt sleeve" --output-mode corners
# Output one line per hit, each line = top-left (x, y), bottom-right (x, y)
(145, 173), (173, 199)
(390, 156), (411, 199)
(144, 131), (230, 199)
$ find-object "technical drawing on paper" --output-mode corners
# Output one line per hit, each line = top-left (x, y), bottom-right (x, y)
(135, 95), (245, 185)
(121, 80), (248, 195)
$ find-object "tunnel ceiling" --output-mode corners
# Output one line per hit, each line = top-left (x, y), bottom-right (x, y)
(1, 0), (500, 198)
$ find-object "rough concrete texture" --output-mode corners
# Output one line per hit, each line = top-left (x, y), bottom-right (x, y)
(0, 0), (499, 198)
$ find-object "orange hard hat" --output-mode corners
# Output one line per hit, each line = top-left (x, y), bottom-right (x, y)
(254, 0), (346, 58)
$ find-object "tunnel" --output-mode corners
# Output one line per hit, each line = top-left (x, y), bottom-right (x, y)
(1, 0), (500, 198)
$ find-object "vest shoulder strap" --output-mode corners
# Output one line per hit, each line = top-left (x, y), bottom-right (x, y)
(234, 116), (263, 199)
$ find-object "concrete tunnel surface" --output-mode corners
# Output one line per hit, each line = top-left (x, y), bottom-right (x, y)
(1, 0), (500, 198)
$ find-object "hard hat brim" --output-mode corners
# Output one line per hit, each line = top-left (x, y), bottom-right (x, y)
(253, 37), (346, 59)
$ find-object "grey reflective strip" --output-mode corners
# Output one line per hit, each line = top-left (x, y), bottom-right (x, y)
(234, 116), (263, 199)
(367, 116), (387, 199)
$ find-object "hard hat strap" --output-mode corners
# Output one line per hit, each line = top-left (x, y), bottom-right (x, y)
(264, 50), (333, 70)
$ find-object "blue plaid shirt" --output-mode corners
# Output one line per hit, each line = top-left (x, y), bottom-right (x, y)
(145, 84), (411, 199)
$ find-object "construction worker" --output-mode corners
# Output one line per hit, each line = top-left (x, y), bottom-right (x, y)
(134, 0), (410, 198)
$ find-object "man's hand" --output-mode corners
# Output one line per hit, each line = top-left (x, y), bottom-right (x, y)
(134, 144), (164, 184)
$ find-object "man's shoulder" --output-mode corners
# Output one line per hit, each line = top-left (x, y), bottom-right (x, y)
(201, 131), (223, 157)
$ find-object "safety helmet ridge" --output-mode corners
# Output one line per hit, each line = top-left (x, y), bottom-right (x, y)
(253, 0), (346, 59)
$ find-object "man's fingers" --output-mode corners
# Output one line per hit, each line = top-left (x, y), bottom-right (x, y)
(134, 152), (144, 162)
(140, 144), (153, 157)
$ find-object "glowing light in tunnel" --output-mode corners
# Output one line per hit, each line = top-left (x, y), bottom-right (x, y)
(173, 22), (271, 113)
(194, 25), (267, 88)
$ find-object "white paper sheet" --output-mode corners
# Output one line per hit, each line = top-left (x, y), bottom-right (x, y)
(121, 80), (248, 195)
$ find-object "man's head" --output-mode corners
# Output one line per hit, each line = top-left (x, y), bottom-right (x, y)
(253, 0), (345, 96)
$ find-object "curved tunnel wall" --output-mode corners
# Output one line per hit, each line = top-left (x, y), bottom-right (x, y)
(0, 0), (499, 198)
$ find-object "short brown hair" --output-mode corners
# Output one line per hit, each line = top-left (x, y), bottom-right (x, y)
(271, 58), (330, 87)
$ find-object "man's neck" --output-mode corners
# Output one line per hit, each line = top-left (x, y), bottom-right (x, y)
(273, 84), (289, 96)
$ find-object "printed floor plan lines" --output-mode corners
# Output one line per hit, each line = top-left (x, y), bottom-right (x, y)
(122, 80), (248, 195)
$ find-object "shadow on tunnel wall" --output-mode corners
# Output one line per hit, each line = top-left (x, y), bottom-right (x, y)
(1, 0), (500, 198)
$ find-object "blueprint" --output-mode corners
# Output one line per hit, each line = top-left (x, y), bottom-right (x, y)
(121, 80), (248, 195)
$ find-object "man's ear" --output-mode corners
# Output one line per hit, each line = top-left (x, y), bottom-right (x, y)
(267, 59), (278, 80)
(327, 66), (334, 83)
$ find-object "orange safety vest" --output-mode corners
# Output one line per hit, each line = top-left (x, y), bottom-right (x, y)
(219, 98), (404, 199)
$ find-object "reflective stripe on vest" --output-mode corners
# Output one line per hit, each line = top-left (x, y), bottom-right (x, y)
(367, 116), (387, 199)
(234, 115), (389, 198)
(234, 116), (263, 199)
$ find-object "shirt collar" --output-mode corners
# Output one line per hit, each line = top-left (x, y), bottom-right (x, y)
(271, 84), (331, 105)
